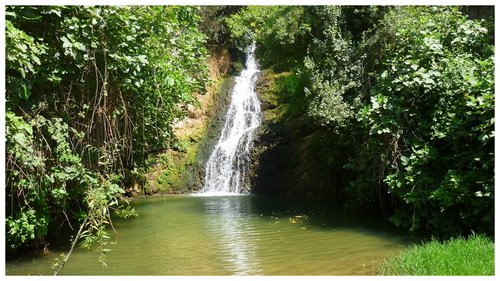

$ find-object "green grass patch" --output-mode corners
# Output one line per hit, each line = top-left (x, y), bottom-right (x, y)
(379, 234), (494, 275)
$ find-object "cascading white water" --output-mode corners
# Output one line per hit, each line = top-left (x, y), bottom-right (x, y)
(200, 44), (261, 195)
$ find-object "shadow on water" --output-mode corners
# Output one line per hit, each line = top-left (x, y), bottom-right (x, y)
(188, 193), (411, 248)
(244, 194), (407, 235)
(135, 194), (402, 234)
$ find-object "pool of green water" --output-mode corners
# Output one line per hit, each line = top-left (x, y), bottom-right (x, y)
(6, 194), (408, 275)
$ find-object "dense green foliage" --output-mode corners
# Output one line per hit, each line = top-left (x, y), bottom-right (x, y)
(355, 7), (494, 236)
(5, 5), (209, 256)
(379, 234), (494, 275)
(226, 6), (312, 70)
(227, 6), (494, 237)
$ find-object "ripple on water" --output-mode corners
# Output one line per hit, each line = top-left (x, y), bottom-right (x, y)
(6, 195), (407, 275)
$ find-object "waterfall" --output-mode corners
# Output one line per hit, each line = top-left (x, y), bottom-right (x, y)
(200, 44), (261, 195)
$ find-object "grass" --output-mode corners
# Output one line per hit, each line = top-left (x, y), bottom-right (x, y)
(379, 234), (494, 275)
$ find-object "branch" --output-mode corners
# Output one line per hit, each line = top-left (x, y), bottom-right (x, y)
(53, 216), (88, 276)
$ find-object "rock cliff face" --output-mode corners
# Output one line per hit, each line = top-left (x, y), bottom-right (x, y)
(181, 77), (235, 192)
(248, 70), (308, 196)
(248, 70), (349, 202)
(140, 48), (238, 195)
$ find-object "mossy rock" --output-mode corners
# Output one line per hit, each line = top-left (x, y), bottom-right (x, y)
(250, 69), (347, 202)
(141, 76), (236, 195)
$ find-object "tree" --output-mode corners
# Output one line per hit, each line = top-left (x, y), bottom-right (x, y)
(5, 6), (209, 262)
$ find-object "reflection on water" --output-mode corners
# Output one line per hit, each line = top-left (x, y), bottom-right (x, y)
(203, 197), (261, 275)
(5, 195), (408, 275)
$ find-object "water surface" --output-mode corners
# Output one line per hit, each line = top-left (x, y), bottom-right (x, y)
(6, 195), (407, 275)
